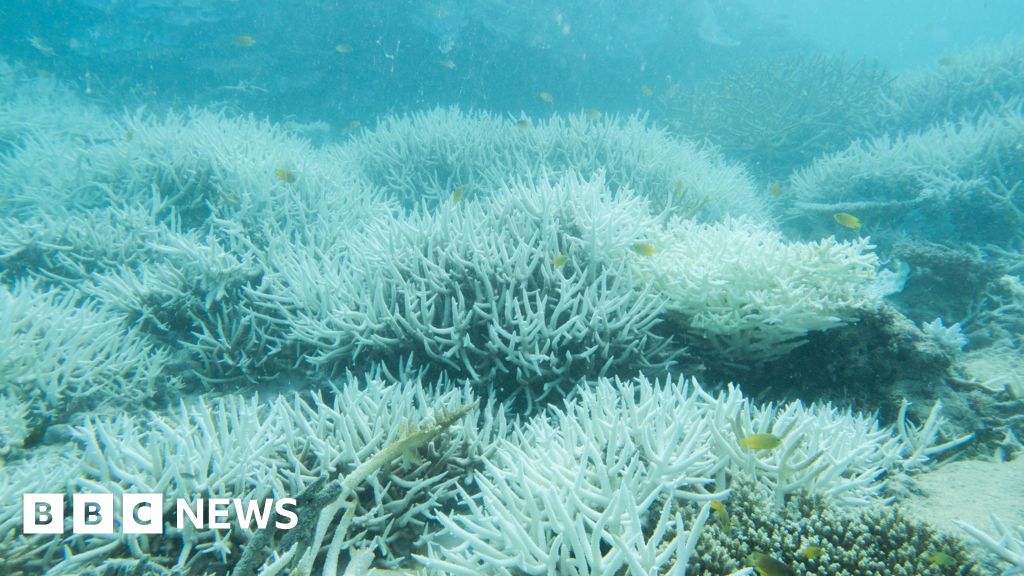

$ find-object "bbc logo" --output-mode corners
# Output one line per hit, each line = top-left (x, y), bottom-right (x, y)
(24, 494), (163, 534)
(23, 493), (298, 534)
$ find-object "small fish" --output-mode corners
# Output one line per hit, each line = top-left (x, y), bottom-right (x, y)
(584, 109), (602, 121)
(632, 242), (656, 256)
(833, 212), (862, 230)
(438, 58), (456, 70)
(799, 545), (824, 560)
(122, 130), (134, 142)
(234, 35), (257, 47)
(552, 254), (569, 269)
(640, 84), (654, 97)
(770, 182), (783, 197)
(674, 181), (686, 199)
(928, 551), (956, 567)
(710, 500), (731, 532)
(740, 433), (782, 450)
(451, 186), (466, 204)
(436, 7), (449, 17)
(28, 35), (55, 56)
(341, 120), (361, 134)
(539, 91), (554, 103)
(515, 118), (532, 128)
(748, 552), (792, 576)
(334, 43), (353, 54)
(274, 168), (297, 183)
(937, 56), (958, 66)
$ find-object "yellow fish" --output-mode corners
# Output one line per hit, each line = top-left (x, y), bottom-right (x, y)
(539, 91), (554, 103)
(632, 242), (656, 256)
(799, 545), (824, 560)
(740, 433), (782, 450)
(770, 182), (783, 197)
(674, 180), (686, 199)
(710, 500), (731, 532)
(438, 58), (456, 70)
(234, 35), (257, 47)
(748, 552), (792, 576)
(833, 212), (862, 229)
(928, 551), (956, 567)
(584, 109), (602, 121)
(274, 168), (297, 183)
(640, 84), (654, 97)
(515, 119), (531, 128)
(334, 43), (353, 54)
(451, 186), (466, 204)
(553, 254), (569, 269)
(937, 56), (958, 66)
(436, 7), (448, 17)
(341, 120), (361, 134)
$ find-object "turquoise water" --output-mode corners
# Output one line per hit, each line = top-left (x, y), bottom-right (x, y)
(1, 1), (1023, 575)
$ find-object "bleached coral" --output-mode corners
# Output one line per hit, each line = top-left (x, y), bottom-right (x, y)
(788, 101), (1024, 247)
(666, 53), (892, 178)
(420, 374), (965, 575)
(886, 36), (1024, 130)
(261, 174), (677, 408)
(18, 376), (497, 575)
(634, 217), (880, 362)
(336, 106), (766, 221)
(958, 515), (1024, 575)
(0, 279), (171, 421)
(920, 317), (969, 353)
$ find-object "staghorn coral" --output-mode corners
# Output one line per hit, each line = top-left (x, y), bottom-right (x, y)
(665, 53), (892, 178)
(958, 515), (1024, 575)
(0, 375), (498, 575)
(259, 173), (678, 409)
(336, 106), (766, 221)
(633, 217), (880, 364)
(0, 279), (172, 424)
(420, 374), (967, 575)
(786, 101), (1024, 249)
(885, 36), (1024, 131)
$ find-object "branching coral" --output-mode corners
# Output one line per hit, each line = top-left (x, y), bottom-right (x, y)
(258, 174), (678, 408)
(665, 53), (892, 178)
(690, 479), (980, 576)
(633, 217), (880, 363)
(884, 36), (1024, 131)
(958, 515), (1024, 575)
(3, 376), (497, 575)
(787, 101), (1024, 248)
(336, 106), (766, 221)
(420, 374), (967, 575)
(0, 279), (171, 424)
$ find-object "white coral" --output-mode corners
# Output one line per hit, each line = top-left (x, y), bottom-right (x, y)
(958, 515), (1024, 575)
(634, 217), (880, 361)
(420, 374), (961, 574)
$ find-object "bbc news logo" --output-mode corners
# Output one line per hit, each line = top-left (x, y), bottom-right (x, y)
(23, 494), (298, 534)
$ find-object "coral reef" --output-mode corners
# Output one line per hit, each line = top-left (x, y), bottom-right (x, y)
(958, 515), (1024, 575)
(0, 374), (969, 575)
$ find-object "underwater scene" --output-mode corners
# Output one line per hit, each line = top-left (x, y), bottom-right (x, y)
(2, 0), (1024, 574)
